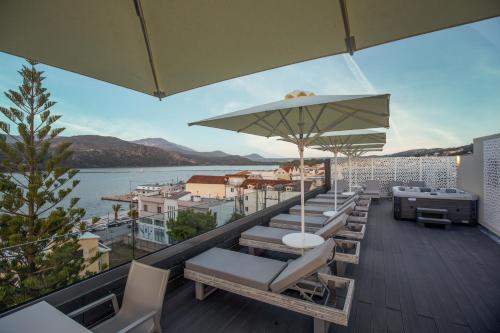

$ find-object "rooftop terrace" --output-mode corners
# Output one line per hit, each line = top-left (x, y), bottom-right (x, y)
(161, 200), (500, 333)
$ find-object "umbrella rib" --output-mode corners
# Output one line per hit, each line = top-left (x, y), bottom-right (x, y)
(236, 112), (275, 133)
(331, 106), (387, 128)
(257, 112), (293, 139)
(278, 109), (300, 143)
(303, 109), (360, 146)
(134, 0), (165, 99)
(267, 108), (292, 138)
(304, 105), (326, 140)
(333, 103), (388, 117)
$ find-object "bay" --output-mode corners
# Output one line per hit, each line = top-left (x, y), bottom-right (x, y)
(70, 165), (278, 219)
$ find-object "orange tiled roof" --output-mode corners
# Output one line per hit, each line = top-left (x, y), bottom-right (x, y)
(186, 175), (227, 185)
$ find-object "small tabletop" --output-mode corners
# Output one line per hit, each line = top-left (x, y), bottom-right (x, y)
(323, 210), (338, 218)
(342, 191), (356, 196)
(0, 301), (91, 333)
(282, 232), (325, 249)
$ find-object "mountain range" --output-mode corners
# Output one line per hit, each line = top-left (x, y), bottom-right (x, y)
(2, 135), (473, 168)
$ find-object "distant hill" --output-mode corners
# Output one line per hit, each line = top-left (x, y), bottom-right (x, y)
(47, 135), (270, 168)
(132, 138), (195, 153)
(385, 144), (472, 157)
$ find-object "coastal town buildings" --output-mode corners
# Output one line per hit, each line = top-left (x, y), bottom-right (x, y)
(78, 232), (110, 276)
(133, 165), (324, 246)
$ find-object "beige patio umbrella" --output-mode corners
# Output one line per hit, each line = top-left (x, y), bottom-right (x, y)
(310, 131), (386, 214)
(189, 93), (390, 249)
(0, 1), (498, 98)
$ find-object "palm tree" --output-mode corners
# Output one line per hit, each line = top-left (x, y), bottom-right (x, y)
(112, 204), (121, 222)
(91, 216), (100, 225)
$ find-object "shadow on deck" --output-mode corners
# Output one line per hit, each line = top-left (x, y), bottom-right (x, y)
(161, 200), (500, 333)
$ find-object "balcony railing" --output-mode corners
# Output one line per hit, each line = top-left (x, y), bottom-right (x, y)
(0, 184), (323, 320)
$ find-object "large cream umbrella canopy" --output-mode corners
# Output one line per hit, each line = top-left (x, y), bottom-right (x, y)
(311, 131), (386, 214)
(1, 1), (498, 98)
(190, 93), (390, 249)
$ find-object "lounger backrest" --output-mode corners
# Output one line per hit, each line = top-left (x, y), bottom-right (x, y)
(364, 180), (380, 191)
(315, 213), (347, 238)
(269, 239), (335, 293)
(332, 179), (348, 193)
(343, 202), (355, 215)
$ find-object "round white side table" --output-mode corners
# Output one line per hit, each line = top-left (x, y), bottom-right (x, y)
(323, 210), (338, 218)
(342, 191), (356, 196)
(282, 232), (325, 254)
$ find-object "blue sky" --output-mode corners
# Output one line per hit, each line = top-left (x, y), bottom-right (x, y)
(0, 18), (499, 158)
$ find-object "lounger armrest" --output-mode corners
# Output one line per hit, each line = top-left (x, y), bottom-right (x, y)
(68, 293), (119, 318)
(116, 310), (157, 333)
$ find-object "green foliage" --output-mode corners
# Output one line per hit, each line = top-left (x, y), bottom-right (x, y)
(127, 209), (138, 219)
(91, 216), (100, 225)
(0, 61), (88, 311)
(167, 209), (217, 242)
(112, 204), (121, 221)
(227, 212), (245, 223)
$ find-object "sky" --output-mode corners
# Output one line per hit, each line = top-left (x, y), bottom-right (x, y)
(0, 18), (499, 158)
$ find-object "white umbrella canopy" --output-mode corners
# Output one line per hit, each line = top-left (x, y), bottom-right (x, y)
(190, 93), (390, 249)
(1, 1), (498, 98)
(189, 95), (390, 140)
(310, 131), (386, 213)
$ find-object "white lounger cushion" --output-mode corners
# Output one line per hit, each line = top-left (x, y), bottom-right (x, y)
(185, 248), (287, 291)
(270, 239), (335, 293)
(271, 214), (327, 228)
(241, 226), (294, 244)
(314, 214), (347, 238)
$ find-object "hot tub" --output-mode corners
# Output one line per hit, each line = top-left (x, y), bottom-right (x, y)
(392, 186), (478, 225)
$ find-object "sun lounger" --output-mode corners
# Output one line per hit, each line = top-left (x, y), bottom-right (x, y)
(307, 193), (359, 207)
(307, 197), (351, 206)
(354, 197), (371, 212)
(184, 239), (355, 332)
(270, 204), (366, 240)
(239, 213), (361, 275)
(316, 193), (352, 200)
(363, 180), (381, 200)
(327, 180), (348, 194)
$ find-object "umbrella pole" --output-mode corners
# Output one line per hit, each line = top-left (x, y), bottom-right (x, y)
(348, 155), (352, 192)
(334, 152), (338, 211)
(299, 143), (305, 235)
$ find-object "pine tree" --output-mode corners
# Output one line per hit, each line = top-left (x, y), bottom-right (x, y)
(167, 209), (216, 242)
(0, 61), (88, 310)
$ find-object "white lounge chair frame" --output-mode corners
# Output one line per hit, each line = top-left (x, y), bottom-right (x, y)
(184, 269), (354, 332)
(269, 220), (366, 240)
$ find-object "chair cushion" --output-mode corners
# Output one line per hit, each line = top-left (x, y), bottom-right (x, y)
(270, 214), (327, 228)
(270, 239), (335, 293)
(241, 226), (294, 244)
(315, 214), (347, 238)
(290, 205), (330, 214)
(185, 248), (287, 291)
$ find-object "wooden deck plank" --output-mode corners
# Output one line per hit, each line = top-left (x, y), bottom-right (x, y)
(161, 199), (500, 333)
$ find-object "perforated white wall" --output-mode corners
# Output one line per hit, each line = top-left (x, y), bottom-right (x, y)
(331, 156), (457, 194)
(483, 138), (500, 232)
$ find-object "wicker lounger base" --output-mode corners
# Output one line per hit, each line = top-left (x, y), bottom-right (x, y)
(184, 269), (355, 331)
(347, 211), (368, 223)
(269, 221), (366, 240)
(239, 238), (360, 265)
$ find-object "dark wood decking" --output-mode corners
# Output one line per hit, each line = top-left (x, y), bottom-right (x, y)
(161, 200), (500, 333)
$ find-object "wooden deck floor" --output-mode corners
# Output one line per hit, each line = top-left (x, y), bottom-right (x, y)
(161, 200), (500, 333)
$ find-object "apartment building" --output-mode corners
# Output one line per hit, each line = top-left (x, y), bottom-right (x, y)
(186, 175), (227, 198)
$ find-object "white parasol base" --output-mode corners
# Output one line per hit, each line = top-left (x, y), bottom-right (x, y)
(342, 191), (356, 196)
(282, 232), (324, 250)
(323, 210), (338, 218)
